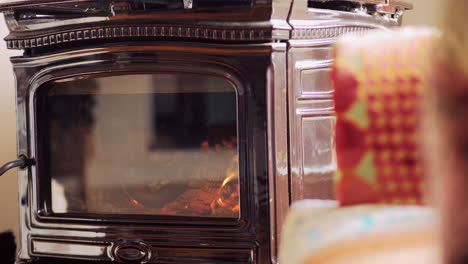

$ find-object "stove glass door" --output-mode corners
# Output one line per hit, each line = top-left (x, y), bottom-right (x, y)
(36, 73), (240, 218)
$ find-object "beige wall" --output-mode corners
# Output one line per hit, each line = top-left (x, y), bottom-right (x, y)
(0, 0), (441, 240)
(0, 16), (21, 239)
(403, 0), (442, 27)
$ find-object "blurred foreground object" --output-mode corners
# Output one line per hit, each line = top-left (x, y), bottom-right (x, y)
(280, 27), (441, 264)
(428, 0), (468, 262)
(279, 200), (439, 264)
(333, 27), (438, 206)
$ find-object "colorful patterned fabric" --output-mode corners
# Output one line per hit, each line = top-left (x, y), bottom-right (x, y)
(331, 28), (438, 206)
(279, 200), (437, 264)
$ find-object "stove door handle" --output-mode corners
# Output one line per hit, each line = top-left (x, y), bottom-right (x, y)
(0, 155), (32, 177)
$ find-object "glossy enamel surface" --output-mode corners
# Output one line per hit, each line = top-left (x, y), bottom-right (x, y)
(0, 0), (411, 263)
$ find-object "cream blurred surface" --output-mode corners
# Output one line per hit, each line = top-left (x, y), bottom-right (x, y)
(301, 231), (440, 264)
(279, 201), (439, 264)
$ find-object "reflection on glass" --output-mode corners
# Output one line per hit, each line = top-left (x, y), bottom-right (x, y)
(38, 74), (240, 218)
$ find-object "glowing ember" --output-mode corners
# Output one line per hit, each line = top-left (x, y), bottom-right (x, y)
(124, 137), (240, 217)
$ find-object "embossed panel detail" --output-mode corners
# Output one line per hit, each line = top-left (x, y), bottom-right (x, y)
(301, 116), (336, 199)
(31, 239), (110, 260)
(151, 247), (255, 263)
(300, 67), (332, 97)
(293, 47), (333, 70)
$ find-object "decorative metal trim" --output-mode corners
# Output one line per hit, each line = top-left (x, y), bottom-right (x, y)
(31, 238), (111, 260)
(291, 25), (376, 40)
(6, 24), (272, 49)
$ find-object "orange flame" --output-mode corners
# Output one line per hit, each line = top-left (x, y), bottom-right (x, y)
(211, 150), (240, 215)
(200, 140), (210, 149)
(127, 137), (241, 217)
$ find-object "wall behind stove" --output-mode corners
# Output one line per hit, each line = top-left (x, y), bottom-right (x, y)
(0, 0), (442, 246)
(0, 16), (21, 241)
(403, 0), (442, 28)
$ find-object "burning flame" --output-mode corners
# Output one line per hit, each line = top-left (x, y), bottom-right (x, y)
(124, 137), (240, 217)
(222, 170), (237, 188)
(210, 145), (240, 215)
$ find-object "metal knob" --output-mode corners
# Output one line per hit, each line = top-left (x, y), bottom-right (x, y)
(113, 242), (152, 263)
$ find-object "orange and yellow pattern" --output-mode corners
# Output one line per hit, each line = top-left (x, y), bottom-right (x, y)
(331, 28), (438, 206)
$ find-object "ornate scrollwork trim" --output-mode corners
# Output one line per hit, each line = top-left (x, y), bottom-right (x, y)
(291, 25), (377, 40)
(6, 24), (273, 49)
(5, 24), (382, 49)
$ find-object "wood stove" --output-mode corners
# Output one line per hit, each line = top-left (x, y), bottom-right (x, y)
(0, 0), (410, 263)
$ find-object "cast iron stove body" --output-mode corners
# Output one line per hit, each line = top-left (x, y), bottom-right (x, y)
(0, 0), (410, 263)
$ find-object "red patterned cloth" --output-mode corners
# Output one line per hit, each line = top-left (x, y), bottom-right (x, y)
(331, 28), (438, 206)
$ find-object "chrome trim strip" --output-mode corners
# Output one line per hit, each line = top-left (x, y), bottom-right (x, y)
(31, 239), (111, 260)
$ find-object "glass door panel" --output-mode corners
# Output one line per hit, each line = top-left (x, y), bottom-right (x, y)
(37, 73), (240, 218)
